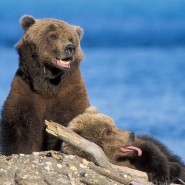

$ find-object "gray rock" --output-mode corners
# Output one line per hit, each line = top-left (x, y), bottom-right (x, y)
(0, 151), (153, 185)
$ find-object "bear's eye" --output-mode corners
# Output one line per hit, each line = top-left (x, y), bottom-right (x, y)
(69, 38), (73, 43)
(104, 129), (112, 137)
(50, 34), (58, 40)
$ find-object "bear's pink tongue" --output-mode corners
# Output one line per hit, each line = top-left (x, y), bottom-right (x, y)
(120, 146), (142, 156)
(56, 59), (70, 68)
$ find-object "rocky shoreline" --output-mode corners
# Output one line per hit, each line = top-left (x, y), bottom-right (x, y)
(0, 151), (180, 185)
(0, 151), (149, 185)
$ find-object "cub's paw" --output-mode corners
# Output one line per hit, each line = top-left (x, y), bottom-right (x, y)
(148, 172), (170, 185)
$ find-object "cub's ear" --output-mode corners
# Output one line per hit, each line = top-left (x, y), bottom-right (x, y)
(73, 26), (84, 40)
(85, 106), (99, 114)
(20, 15), (36, 31)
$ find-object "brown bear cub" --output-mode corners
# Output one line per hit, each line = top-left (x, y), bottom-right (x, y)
(63, 107), (185, 185)
(0, 16), (89, 155)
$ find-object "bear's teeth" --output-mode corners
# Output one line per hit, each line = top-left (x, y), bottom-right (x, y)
(61, 60), (69, 64)
(56, 59), (70, 68)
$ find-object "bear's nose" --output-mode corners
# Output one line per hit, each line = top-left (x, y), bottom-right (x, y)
(129, 132), (135, 141)
(65, 44), (75, 55)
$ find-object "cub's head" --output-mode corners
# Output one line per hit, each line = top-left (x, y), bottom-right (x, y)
(65, 107), (140, 162)
(16, 15), (84, 79)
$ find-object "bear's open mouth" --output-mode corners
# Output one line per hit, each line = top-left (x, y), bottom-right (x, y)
(120, 146), (142, 156)
(55, 57), (72, 69)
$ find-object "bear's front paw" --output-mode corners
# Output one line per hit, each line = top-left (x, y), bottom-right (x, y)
(148, 172), (170, 185)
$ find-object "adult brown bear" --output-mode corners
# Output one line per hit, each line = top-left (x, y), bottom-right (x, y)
(0, 16), (89, 155)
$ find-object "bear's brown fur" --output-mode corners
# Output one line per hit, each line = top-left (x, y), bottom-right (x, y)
(0, 16), (90, 155)
(63, 107), (185, 185)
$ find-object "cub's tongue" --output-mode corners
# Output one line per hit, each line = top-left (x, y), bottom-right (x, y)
(120, 146), (142, 156)
(56, 59), (70, 69)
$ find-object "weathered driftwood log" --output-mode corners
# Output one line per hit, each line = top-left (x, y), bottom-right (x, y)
(45, 120), (148, 184)
(45, 120), (112, 168)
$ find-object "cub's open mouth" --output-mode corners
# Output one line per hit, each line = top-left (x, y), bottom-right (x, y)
(55, 57), (72, 69)
(120, 146), (142, 156)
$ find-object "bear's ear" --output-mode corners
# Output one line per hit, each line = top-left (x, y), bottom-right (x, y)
(85, 106), (99, 114)
(73, 26), (84, 40)
(20, 15), (36, 31)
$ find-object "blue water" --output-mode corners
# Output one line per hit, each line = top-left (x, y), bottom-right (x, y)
(0, 0), (185, 160)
